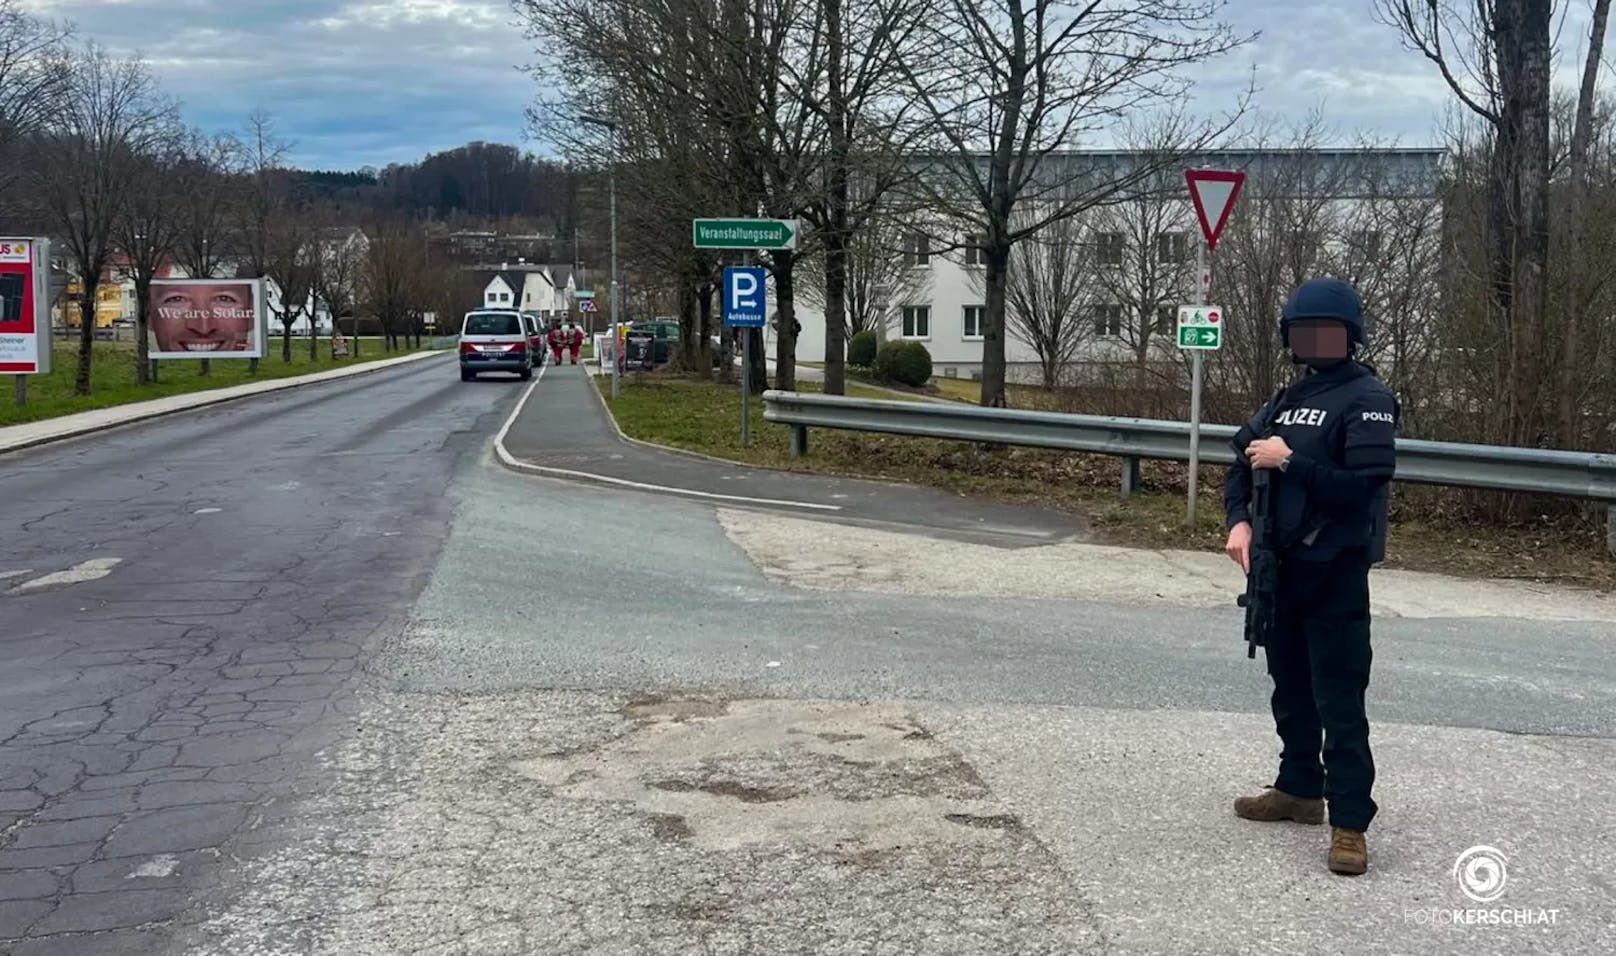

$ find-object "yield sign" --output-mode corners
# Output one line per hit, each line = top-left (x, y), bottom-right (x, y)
(1185, 168), (1246, 252)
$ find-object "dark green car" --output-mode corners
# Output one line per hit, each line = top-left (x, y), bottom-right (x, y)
(629, 320), (681, 365)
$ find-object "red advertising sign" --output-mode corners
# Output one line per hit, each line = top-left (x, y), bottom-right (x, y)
(0, 237), (49, 375)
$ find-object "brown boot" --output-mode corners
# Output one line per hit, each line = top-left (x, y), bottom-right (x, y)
(1233, 786), (1325, 824)
(1328, 827), (1368, 876)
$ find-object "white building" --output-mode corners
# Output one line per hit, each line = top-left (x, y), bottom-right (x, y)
(478, 262), (578, 316)
(766, 148), (1446, 383)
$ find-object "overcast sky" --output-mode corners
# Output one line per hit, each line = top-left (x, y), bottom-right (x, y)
(19, 0), (1606, 170)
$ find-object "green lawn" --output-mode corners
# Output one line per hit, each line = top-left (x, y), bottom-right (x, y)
(593, 372), (1616, 586)
(2, 340), (440, 427)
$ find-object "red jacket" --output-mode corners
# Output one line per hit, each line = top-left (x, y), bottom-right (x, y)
(569, 327), (585, 346)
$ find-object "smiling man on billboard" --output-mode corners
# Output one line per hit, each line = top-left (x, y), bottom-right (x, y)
(148, 278), (267, 358)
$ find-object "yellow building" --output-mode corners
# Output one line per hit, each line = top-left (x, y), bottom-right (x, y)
(55, 281), (126, 327)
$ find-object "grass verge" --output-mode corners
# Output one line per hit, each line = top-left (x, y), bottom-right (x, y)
(596, 372), (1616, 588)
(2, 341), (439, 427)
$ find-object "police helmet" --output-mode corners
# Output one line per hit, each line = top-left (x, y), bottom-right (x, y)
(1280, 277), (1364, 347)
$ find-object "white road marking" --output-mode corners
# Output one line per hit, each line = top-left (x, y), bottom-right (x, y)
(766, 661), (782, 668)
(0, 569), (34, 581)
(492, 367), (843, 513)
(10, 557), (123, 593)
(127, 854), (179, 879)
(194, 507), (222, 514)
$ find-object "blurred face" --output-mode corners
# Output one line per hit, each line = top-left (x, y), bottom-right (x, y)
(152, 283), (255, 352)
(1289, 319), (1350, 365)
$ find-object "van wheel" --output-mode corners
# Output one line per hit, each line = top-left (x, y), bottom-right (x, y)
(519, 366), (532, 381)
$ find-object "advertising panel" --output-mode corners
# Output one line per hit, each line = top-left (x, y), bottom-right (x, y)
(0, 237), (50, 375)
(147, 278), (267, 359)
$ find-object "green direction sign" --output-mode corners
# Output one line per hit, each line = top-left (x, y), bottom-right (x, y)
(693, 218), (799, 250)
(1176, 303), (1224, 351)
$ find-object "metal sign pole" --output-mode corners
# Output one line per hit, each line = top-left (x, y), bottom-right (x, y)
(1187, 240), (1207, 526)
(741, 330), (751, 447)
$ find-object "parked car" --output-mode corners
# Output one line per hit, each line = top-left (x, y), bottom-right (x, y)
(458, 309), (532, 381)
(629, 319), (681, 365)
(520, 312), (546, 366)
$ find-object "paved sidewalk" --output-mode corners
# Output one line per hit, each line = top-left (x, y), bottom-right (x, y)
(499, 364), (1084, 545)
(0, 350), (446, 455)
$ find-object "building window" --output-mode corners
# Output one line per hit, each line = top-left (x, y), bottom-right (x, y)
(903, 232), (931, 268)
(1156, 231), (1189, 263)
(902, 305), (931, 339)
(963, 236), (985, 266)
(1093, 304), (1123, 337)
(1097, 232), (1125, 267)
(1156, 304), (1176, 334)
(963, 305), (985, 339)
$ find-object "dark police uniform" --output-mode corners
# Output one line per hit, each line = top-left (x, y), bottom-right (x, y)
(1223, 358), (1399, 833)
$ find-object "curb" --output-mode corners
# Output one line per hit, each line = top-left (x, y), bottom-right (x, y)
(1, 350), (447, 457)
(492, 366), (841, 512)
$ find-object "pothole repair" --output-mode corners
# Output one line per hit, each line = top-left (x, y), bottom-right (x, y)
(513, 697), (1017, 853)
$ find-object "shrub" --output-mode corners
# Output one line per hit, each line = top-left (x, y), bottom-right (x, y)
(848, 329), (878, 368)
(874, 340), (932, 387)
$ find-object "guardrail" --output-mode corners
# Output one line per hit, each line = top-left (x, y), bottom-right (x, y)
(762, 389), (1616, 554)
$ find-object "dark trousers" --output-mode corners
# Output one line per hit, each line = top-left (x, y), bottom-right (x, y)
(1264, 548), (1378, 831)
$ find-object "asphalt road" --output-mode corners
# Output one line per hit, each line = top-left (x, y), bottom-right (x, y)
(0, 353), (516, 954)
(2, 360), (1612, 954)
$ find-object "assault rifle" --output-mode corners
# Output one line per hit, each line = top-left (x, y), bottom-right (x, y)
(1235, 462), (1278, 659)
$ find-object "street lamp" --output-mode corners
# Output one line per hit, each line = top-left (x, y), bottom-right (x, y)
(579, 113), (620, 400)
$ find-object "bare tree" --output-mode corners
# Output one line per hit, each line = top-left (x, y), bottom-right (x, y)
(798, 208), (931, 340)
(313, 221), (364, 358)
(0, 1), (72, 207)
(1001, 212), (1096, 388)
(33, 44), (176, 394)
(1374, 0), (1555, 445)
(170, 131), (240, 280)
(113, 131), (187, 383)
(1086, 180), (1197, 390)
(265, 211), (319, 363)
(891, 0), (1250, 408)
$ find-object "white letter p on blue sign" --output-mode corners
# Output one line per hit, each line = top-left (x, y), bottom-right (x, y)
(723, 266), (767, 328)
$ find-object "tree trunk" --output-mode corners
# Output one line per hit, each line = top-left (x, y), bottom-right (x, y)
(282, 321), (293, 363)
(773, 250), (797, 390)
(352, 316), (361, 358)
(982, 241), (1011, 407)
(822, 0), (849, 396)
(310, 313), (319, 361)
(74, 286), (95, 396)
(746, 327), (766, 394)
(1558, 0), (1609, 448)
(1514, 0), (1552, 445)
(134, 277), (150, 385)
(678, 278), (701, 370)
(201, 359), (211, 377)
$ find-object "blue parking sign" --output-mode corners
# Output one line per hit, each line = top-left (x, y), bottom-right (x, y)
(723, 266), (767, 328)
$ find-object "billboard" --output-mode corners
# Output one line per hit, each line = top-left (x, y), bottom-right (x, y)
(147, 278), (267, 359)
(0, 237), (49, 375)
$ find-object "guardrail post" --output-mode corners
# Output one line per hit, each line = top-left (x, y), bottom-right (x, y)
(790, 424), (808, 457)
(1120, 456), (1142, 498)
(1608, 505), (1615, 558)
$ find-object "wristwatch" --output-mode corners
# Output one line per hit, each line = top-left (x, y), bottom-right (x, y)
(1278, 452), (1293, 473)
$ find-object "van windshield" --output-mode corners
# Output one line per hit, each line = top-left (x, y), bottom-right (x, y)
(464, 313), (521, 335)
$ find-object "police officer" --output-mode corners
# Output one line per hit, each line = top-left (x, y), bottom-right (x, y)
(1222, 277), (1398, 877)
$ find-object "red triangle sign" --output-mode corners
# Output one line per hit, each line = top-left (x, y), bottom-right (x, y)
(1185, 168), (1246, 252)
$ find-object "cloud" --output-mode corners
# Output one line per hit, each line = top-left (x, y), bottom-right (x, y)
(22, 0), (542, 169)
(16, 1), (1606, 168)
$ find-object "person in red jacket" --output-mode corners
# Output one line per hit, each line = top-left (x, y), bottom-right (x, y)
(546, 322), (564, 366)
(568, 321), (585, 365)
